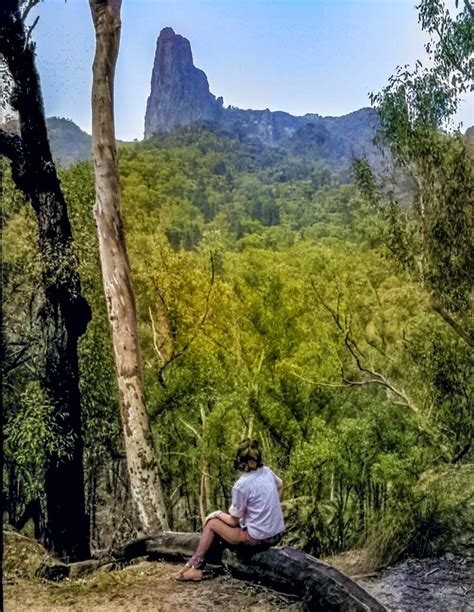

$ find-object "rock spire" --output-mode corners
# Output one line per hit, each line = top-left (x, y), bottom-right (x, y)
(144, 27), (223, 137)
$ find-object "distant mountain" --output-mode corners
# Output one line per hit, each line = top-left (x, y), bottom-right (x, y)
(144, 27), (382, 171)
(46, 117), (92, 166)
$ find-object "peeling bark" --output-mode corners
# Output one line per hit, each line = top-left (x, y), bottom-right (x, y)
(89, 0), (169, 532)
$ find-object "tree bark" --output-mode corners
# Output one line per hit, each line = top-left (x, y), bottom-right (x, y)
(117, 533), (387, 611)
(89, 0), (169, 533)
(0, 1), (91, 561)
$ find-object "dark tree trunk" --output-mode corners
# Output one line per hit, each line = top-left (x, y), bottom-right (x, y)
(116, 533), (387, 611)
(36, 531), (386, 610)
(0, 1), (91, 561)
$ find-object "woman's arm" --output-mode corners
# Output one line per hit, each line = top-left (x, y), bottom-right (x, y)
(217, 512), (240, 527)
(204, 510), (240, 527)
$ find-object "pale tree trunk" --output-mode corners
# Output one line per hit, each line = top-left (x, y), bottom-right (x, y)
(89, 0), (169, 532)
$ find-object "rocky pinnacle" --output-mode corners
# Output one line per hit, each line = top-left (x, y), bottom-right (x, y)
(144, 27), (223, 138)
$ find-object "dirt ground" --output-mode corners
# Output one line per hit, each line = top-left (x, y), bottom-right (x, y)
(4, 530), (473, 611)
(3, 530), (303, 611)
(3, 559), (302, 612)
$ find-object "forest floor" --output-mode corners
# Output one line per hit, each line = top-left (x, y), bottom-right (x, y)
(3, 530), (301, 611)
(4, 559), (302, 611)
(329, 548), (474, 611)
(358, 555), (474, 611)
(4, 530), (474, 611)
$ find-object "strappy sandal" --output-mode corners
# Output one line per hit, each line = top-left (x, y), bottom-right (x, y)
(176, 566), (203, 581)
(176, 555), (204, 581)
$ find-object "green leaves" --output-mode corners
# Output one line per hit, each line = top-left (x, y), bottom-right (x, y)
(374, 0), (473, 138)
(3, 118), (471, 560)
(363, 1), (473, 351)
(4, 382), (76, 500)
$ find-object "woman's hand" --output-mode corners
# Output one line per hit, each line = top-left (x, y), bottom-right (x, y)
(204, 510), (223, 524)
(204, 511), (240, 527)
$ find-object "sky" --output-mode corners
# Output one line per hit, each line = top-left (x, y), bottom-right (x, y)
(31, 0), (473, 141)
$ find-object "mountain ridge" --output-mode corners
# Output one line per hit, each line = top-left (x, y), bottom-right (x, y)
(144, 27), (383, 171)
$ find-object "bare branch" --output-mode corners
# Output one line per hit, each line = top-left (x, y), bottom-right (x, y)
(148, 306), (165, 363)
(452, 441), (472, 464)
(309, 278), (456, 458)
(20, 0), (41, 24)
(2, 351), (31, 375)
(342, 372), (419, 414)
(178, 417), (202, 440)
(290, 369), (347, 388)
(24, 14), (39, 49)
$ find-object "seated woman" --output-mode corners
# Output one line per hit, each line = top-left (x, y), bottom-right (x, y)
(177, 438), (285, 581)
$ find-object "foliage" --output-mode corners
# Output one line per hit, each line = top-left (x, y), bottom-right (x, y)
(365, 464), (474, 569)
(3, 382), (75, 502)
(2, 118), (472, 562)
(359, 0), (474, 346)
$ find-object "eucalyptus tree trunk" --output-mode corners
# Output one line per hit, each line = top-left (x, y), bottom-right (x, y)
(0, 0), (91, 561)
(89, 0), (169, 533)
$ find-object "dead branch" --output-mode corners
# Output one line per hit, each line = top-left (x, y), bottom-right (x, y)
(24, 13), (38, 48)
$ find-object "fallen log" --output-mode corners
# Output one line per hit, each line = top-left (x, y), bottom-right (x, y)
(117, 532), (387, 611)
(36, 558), (119, 580)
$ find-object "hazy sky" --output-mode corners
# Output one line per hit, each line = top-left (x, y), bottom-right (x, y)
(31, 0), (473, 141)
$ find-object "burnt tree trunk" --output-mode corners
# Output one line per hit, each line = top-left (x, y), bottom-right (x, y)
(35, 531), (386, 610)
(89, 0), (169, 532)
(0, 1), (91, 561)
(117, 533), (387, 611)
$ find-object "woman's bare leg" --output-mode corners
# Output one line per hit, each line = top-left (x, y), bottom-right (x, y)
(185, 518), (258, 569)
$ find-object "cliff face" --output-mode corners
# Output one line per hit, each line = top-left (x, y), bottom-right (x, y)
(144, 27), (223, 137)
(144, 28), (382, 170)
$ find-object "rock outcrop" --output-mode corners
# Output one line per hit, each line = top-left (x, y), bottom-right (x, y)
(144, 28), (383, 170)
(144, 27), (223, 137)
(46, 117), (92, 166)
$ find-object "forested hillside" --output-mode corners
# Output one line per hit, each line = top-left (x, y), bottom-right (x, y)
(3, 125), (472, 567)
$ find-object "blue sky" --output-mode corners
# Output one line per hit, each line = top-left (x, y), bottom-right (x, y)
(32, 0), (473, 141)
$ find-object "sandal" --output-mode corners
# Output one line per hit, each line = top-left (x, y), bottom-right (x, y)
(176, 554), (204, 581)
(176, 566), (204, 582)
(176, 562), (192, 579)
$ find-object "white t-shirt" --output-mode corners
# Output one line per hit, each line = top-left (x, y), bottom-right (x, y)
(229, 465), (285, 540)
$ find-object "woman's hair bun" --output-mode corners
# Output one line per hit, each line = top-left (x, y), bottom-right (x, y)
(234, 438), (263, 472)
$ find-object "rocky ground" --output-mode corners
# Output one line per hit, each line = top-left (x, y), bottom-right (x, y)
(359, 555), (474, 612)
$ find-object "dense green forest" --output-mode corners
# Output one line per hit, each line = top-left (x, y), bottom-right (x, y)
(3, 123), (472, 566)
